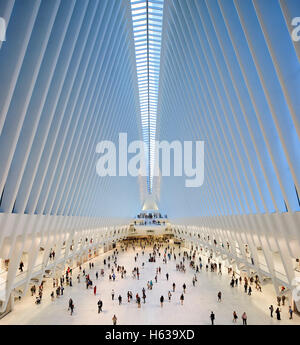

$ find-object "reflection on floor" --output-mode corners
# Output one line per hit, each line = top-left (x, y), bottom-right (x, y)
(1, 243), (299, 325)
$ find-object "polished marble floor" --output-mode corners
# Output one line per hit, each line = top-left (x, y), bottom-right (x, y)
(1, 243), (299, 325)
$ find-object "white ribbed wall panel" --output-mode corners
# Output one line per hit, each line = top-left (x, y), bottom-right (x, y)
(0, 0), (141, 311)
(157, 0), (300, 302)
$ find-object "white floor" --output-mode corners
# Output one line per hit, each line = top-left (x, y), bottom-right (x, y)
(1, 243), (299, 325)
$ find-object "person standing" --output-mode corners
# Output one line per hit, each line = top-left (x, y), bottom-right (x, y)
(289, 306), (293, 319)
(275, 307), (281, 320)
(31, 285), (35, 296)
(277, 296), (281, 306)
(233, 311), (238, 323)
(112, 314), (117, 325)
(210, 311), (215, 325)
(19, 261), (24, 272)
(230, 279), (235, 288)
(242, 312), (247, 325)
(98, 299), (103, 313)
(160, 295), (164, 307)
(269, 305), (274, 318)
(282, 295), (286, 306)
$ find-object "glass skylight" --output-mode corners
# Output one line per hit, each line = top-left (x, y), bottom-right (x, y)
(130, 0), (164, 194)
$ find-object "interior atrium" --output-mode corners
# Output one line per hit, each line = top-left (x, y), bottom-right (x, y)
(0, 0), (299, 325)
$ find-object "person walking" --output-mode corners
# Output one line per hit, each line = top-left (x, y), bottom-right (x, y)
(269, 305), (274, 318)
(97, 299), (103, 313)
(242, 312), (247, 325)
(180, 293), (184, 305)
(137, 296), (141, 308)
(160, 295), (164, 307)
(217, 291), (222, 302)
(233, 311), (238, 323)
(70, 301), (74, 315)
(118, 295), (122, 305)
(168, 291), (172, 302)
(112, 289), (115, 300)
(94, 285), (97, 296)
(183, 283), (186, 293)
(68, 298), (73, 310)
(112, 314), (117, 325)
(166, 273), (169, 281)
(210, 311), (215, 325)
(282, 295), (286, 306)
(172, 282), (176, 292)
(289, 306), (293, 319)
(248, 286), (252, 296)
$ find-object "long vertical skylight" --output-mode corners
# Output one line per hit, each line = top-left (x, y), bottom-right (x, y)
(130, 0), (164, 194)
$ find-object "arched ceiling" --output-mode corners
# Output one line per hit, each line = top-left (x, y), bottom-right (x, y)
(0, 0), (299, 222)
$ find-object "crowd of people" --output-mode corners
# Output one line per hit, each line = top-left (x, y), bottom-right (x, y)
(24, 237), (297, 325)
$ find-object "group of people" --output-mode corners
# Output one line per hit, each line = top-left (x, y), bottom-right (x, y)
(269, 301), (294, 320)
(30, 281), (44, 304)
